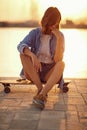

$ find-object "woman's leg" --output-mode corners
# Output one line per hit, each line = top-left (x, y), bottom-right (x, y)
(41, 61), (65, 96)
(20, 54), (43, 92)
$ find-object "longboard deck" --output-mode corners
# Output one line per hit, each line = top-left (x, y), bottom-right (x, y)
(0, 79), (32, 85)
(0, 78), (33, 93)
(0, 78), (70, 93)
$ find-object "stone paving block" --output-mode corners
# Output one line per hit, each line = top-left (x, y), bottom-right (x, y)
(64, 96), (85, 105)
(14, 111), (41, 120)
(0, 106), (7, 112)
(10, 85), (32, 92)
(45, 102), (54, 110)
(0, 112), (14, 124)
(23, 93), (34, 98)
(79, 112), (87, 127)
(21, 96), (34, 105)
(9, 120), (38, 130)
(66, 89), (78, 95)
(65, 111), (79, 122)
(77, 86), (87, 93)
(7, 106), (24, 112)
(2, 93), (25, 99)
(7, 103), (43, 112)
(75, 79), (87, 85)
(66, 122), (87, 130)
(54, 104), (77, 111)
(82, 94), (87, 104)
(20, 100), (33, 107)
(6, 105), (39, 113)
(68, 83), (77, 92)
(47, 95), (64, 105)
(63, 92), (83, 98)
(9, 128), (31, 130)
(0, 124), (9, 130)
(38, 111), (65, 130)
(0, 98), (22, 107)
(76, 105), (87, 112)
(38, 120), (66, 130)
(80, 120), (87, 128)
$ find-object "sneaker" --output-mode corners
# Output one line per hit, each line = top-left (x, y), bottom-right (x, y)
(33, 94), (47, 110)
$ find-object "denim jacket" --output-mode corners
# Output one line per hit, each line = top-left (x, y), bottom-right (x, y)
(17, 27), (64, 87)
(17, 27), (57, 59)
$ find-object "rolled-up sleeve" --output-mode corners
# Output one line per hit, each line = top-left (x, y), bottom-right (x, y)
(17, 42), (29, 54)
(17, 29), (36, 54)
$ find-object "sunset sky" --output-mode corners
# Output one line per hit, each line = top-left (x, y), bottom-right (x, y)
(0, 0), (87, 24)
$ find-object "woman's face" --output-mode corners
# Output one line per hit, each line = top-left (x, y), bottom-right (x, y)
(42, 19), (60, 34)
(49, 18), (60, 31)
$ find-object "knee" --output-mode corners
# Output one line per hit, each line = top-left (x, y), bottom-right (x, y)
(61, 61), (65, 68)
(20, 54), (29, 61)
(20, 54), (25, 59)
(56, 61), (65, 70)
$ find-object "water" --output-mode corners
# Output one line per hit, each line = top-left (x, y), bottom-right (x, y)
(0, 27), (87, 78)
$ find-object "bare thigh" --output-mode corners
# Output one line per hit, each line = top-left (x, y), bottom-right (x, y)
(45, 61), (65, 81)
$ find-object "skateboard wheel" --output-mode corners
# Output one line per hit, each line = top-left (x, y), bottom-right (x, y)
(4, 87), (11, 93)
(63, 86), (69, 93)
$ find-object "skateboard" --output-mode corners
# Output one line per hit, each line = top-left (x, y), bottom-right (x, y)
(0, 78), (70, 94)
(0, 78), (32, 93)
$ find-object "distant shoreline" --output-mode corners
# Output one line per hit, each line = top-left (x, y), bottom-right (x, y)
(0, 21), (87, 29)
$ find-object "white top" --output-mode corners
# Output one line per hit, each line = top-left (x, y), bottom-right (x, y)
(37, 34), (53, 63)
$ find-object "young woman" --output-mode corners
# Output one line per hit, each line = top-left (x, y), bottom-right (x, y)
(17, 7), (68, 109)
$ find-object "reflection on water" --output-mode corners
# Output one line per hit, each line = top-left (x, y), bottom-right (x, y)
(63, 29), (87, 78)
(0, 28), (87, 78)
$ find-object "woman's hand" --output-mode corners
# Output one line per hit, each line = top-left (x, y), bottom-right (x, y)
(23, 47), (42, 72)
(30, 53), (42, 72)
(52, 29), (60, 38)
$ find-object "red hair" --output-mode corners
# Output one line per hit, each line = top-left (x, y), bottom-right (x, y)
(41, 7), (61, 28)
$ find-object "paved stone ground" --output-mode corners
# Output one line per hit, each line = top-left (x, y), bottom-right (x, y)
(0, 78), (87, 130)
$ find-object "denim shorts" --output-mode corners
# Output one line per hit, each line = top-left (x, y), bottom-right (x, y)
(39, 62), (55, 83)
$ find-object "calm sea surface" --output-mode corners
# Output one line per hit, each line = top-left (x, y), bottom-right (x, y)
(0, 27), (87, 78)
